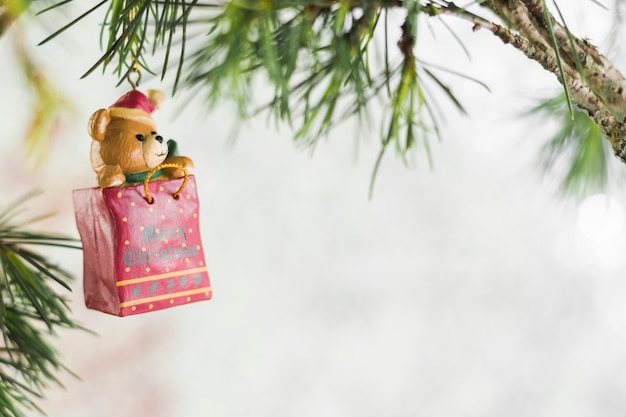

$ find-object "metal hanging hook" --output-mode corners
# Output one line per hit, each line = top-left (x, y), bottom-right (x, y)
(126, 69), (142, 90)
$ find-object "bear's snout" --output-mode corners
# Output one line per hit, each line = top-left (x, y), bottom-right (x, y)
(142, 132), (169, 169)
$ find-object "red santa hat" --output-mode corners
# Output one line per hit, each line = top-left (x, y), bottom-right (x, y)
(108, 89), (165, 127)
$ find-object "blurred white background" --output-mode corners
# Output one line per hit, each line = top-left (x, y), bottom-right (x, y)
(2, 2), (626, 416)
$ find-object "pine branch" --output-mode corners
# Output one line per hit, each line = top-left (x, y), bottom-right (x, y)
(31, 0), (626, 195)
(0, 191), (82, 417)
(480, 1), (626, 152)
(37, 1), (480, 190)
(424, 0), (625, 193)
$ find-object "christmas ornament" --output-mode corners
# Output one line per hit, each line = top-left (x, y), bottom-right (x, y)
(72, 89), (212, 316)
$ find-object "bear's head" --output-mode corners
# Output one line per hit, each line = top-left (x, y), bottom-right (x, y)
(88, 90), (169, 187)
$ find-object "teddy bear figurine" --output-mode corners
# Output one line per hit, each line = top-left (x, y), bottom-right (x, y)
(88, 89), (193, 188)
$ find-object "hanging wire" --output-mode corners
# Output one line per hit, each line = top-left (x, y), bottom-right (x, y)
(126, 6), (141, 90)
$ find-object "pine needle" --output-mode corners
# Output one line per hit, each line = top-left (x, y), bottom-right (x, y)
(541, 0), (574, 119)
(527, 93), (612, 198)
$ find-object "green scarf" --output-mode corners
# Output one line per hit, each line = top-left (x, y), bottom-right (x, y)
(124, 169), (164, 184)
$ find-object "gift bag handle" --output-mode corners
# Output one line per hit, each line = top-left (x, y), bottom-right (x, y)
(144, 163), (189, 204)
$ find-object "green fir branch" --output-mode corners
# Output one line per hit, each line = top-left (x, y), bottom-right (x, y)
(33, 0), (624, 198)
(38, 0), (481, 190)
(0, 192), (82, 417)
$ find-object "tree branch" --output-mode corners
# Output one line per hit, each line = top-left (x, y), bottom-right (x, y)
(431, 1), (626, 162)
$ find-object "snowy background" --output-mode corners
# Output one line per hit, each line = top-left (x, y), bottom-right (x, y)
(2, 2), (626, 417)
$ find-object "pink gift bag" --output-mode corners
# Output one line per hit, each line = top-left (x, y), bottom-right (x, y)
(73, 171), (212, 316)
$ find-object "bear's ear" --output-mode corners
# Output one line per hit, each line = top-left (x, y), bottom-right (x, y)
(88, 109), (110, 141)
